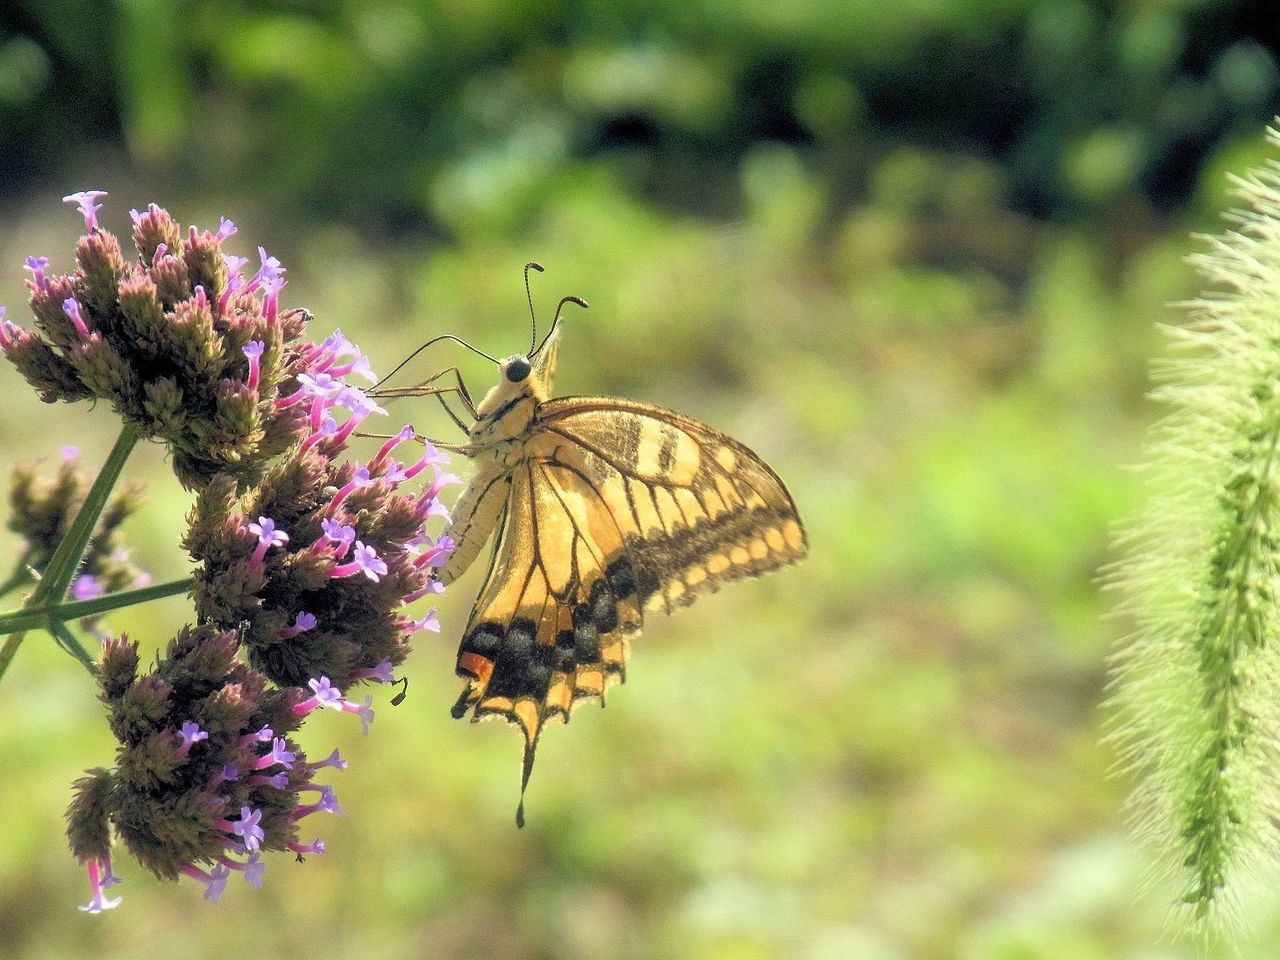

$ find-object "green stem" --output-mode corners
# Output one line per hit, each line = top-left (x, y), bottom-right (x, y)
(0, 423), (139, 683)
(0, 577), (192, 635)
(33, 423), (139, 605)
(49, 620), (94, 673)
(0, 631), (26, 680)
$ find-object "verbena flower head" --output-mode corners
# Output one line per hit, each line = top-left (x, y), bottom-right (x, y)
(7, 448), (147, 595)
(66, 627), (352, 909)
(185, 387), (454, 687)
(1, 195), (316, 488)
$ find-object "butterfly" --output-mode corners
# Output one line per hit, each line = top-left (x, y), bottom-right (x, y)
(375, 265), (807, 824)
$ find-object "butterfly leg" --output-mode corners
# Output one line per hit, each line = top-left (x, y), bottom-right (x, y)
(403, 365), (479, 418)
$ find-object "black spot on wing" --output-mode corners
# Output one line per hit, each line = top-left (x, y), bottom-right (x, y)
(486, 617), (548, 700)
(635, 562), (662, 603)
(606, 556), (636, 599)
(588, 578), (618, 633)
(553, 629), (576, 672)
(571, 606), (600, 663)
(459, 622), (503, 662)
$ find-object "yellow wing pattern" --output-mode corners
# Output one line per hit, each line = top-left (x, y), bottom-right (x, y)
(449, 397), (807, 822)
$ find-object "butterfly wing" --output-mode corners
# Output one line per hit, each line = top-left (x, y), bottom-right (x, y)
(530, 319), (561, 394)
(450, 396), (806, 822)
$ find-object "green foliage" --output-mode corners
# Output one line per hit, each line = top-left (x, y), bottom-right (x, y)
(2, 0), (1278, 232)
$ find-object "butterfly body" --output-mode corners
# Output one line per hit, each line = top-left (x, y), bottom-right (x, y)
(408, 314), (807, 823)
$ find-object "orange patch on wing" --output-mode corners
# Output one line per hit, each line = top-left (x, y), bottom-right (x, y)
(456, 652), (494, 683)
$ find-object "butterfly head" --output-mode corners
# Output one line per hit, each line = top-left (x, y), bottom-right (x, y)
(469, 352), (547, 443)
(503, 355), (533, 384)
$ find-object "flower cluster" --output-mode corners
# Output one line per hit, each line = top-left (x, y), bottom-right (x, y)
(6, 195), (460, 912)
(186, 354), (457, 688)
(66, 627), (353, 911)
(1, 193), (313, 488)
(7, 446), (148, 599)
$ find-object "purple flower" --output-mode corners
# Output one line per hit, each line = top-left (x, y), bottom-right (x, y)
(330, 541), (387, 582)
(423, 498), (452, 522)
(319, 329), (356, 357)
(238, 725), (274, 746)
(296, 372), (344, 399)
(280, 611), (317, 639)
(71, 574), (103, 601)
(260, 274), (286, 325)
(242, 853), (264, 888)
(293, 678), (375, 734)
(175, 721), (208, 759)
(304, 676), (344, 709)
(412, 535), (454, 572)
(402, 576), (446, 605)
(78, 857), (124, 914)
(216, 217), (237, 240)
(316, 786), (342, 814)
(321, 518), (356, 551)
(247, 516), (288, 566)
(256, 246), (285, 283)
(0, 310), (19, 352)
(23, 256), (49, 291)
(252, 737), (296, 771)
(423, 467), (462, 502)
(243, 340), (265, 390)
(329, 467), (373, 510)
(248, 771), (289, 790)
(309, 749), (348, 772)
(181, 862), (230, 903)
(293, 786), (343, 819)
(371, 425), (417, 468)
(355, 695), (375, 735)
(63, 190), (107, 231)
(406, 610), (441, 634)
(334, 386), (387, 419)
(288, 838), (326, 856)
(350, 660), (396, 683)
(331, 352), (374, 382)
(71, 626), (359, 912)
(231, 807), (264, 852)
(99, 854), (123, 889)
(62, 297), (90, 339)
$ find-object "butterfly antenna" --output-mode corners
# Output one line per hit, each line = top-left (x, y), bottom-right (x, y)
(524, 260), (544, 355)
(532, 295), (589, 358)
(373, 334), (499, 390)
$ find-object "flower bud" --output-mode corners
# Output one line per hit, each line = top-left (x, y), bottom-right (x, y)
(131, 203), (180, 265)
(7, 450), (147, 599)
(75, 231), (126, 317)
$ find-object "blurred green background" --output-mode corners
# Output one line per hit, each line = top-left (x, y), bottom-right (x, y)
(1, 1), (1279, 958)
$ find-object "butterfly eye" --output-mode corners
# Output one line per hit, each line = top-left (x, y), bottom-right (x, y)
(506, 358), (532, 383)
